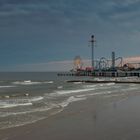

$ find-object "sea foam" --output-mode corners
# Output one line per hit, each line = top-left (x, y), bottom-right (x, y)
(13, 80), (41, 85)
(0, 102), (32, 109)
(0, 85), (16, 88)
(59, 96), (86, 108)
(55, 88), (96, 95)
(12, 80), (54, 85)
(0, 96), (43, 109)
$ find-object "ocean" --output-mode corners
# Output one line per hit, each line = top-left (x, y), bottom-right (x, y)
(0, 72), (139, 130)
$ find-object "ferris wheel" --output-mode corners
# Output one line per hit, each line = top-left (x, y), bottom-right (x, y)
(73, 56), (83, 70)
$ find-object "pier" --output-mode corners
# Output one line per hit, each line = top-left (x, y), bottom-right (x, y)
(58, 35), (140, 78)
(57, 71), (140, 77)
(67, 79), (140, 84)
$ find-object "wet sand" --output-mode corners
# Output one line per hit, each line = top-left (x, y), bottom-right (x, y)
(1, 92), (140, 140)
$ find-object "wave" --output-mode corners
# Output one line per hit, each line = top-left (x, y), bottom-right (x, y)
(54, 82), (116, 96)
(94, 78), (105, 81)
(0, 106), (53, 118)
(54, 87), (96, 95)
(121, 87), (139, 92)
(0, 102), (32, 109)
(73, 82), (83, 84)
(98, 83), (115, 87)
(17, 96), (44, 102)
(83, 85), (97, 88)
(106, 83), (116, 86)
(44, 81), (54, 84)
(0, 95), (86, 116)
(104, 94), (125, 98)
(12, 80), (54, 85)
(76, 91), (112, 98)
(0, 107), (63, 130)
(83, 83), (115, 88)
(29, 96), (44, 102)
(57, 86), (63, 89)
(59, 96), (87, 108)
(0, 96), (43, 109)
(0, 95), (85, 129)
(75, 86), (139, 99)
(0, 106), (52, 118)
(13, 80), (41, 85)
(0, 116), (46, 130)
(0, 85), (16, 88)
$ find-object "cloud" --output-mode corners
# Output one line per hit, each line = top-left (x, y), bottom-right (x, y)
(1, 0), (139, 29)
(0, 0), (140, 71)
(98, 0), (140, 21)
(0, 0), (139, 21)
(0, 0), (90, 17)
(0, 3), (49, 16)
(124, 56), (140, 63)
(122, 0), (140, 6)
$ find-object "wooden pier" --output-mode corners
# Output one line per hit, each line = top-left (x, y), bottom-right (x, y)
(67, 80), (140, 84)
(57, 71), (140, 77)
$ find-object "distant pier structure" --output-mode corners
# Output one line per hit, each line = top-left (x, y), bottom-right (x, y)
(58, 35), (140, 77)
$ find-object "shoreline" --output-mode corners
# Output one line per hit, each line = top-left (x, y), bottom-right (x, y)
(1, 91), (140, 140)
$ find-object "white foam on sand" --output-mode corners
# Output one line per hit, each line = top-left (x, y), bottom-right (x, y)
(59, 96), (87, 108)
(76, 91), (112, 98)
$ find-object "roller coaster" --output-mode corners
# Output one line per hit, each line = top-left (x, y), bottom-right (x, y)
(58, 35), (140, 77)
(69, 51), (140, 77)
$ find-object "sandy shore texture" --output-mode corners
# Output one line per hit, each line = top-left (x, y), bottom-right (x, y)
(1, 91), (140, 140)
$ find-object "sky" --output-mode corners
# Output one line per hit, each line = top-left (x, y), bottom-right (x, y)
(0, 0), (140, 71)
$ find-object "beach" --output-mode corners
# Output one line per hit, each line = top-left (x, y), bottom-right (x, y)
(0, 73), (140, 140)
(1, 0), (140, 139)
(1, 88), (140, 140)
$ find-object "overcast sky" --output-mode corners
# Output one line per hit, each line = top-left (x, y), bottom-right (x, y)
(0, 0), (140, 71)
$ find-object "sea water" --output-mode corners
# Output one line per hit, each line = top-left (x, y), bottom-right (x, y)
(0, 72), (139, 129)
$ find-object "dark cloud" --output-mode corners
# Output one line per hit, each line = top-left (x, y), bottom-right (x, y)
(97, 0), (140, 20)
(0, 0), (140, 71)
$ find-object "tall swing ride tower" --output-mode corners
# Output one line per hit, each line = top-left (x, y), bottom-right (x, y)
(90, 35), (96, 69)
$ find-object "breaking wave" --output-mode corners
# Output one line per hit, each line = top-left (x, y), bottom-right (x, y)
(0, 102), (32, 109)
(54, 88), (96, 95)
(0, 96), (44, 109)
(0, 85), (16, 88)
(1, 78), (140, 130)
(12, 80), (54, 85)
(44, 81), (54, 84)
(59, 96), (87, 107)
(13, 80), (41, 85)
(53, 82), (116, 96)
(76, 91), (112, 98)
